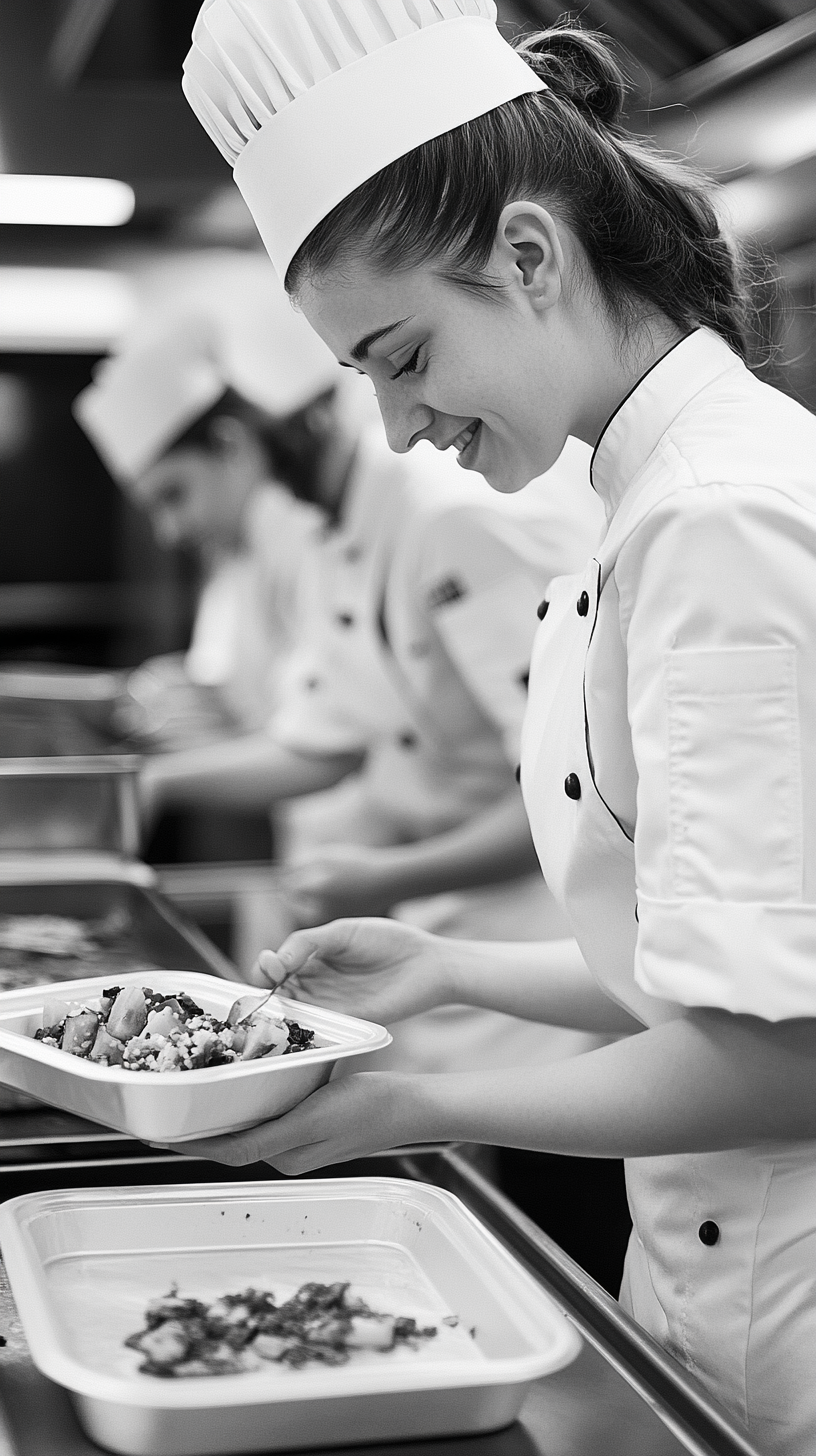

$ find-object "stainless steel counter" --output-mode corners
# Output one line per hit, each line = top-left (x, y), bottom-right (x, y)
(0, 1143), (763, 1456)
(0, 878), (763, 1456)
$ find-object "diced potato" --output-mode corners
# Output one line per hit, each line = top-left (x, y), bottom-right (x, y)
(241, 1016), (289, 1061)
(229, 1025), (247, 1054)
(138, 1321), (190, 1366)
(62, 1012), (99, 1058)
(41, 999), (70, 1030)
(107, 987), (148, 1042)
(227, 993), (271, 1027)
(145, 1006), (184, 1039)
(254, 1333), (287, 1361)
(345, 1315), (397, 1351)
(89, 1024), (125, 1066)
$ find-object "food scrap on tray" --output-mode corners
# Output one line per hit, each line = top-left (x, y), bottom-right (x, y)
(126, 1281), (439, 1377)
(33, 987), (317, 1072)
(0, 910), (164, 991)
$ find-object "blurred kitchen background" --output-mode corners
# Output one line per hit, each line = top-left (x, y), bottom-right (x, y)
(1, 0), (815, 955)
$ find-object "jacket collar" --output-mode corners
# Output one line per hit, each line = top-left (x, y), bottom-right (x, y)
(590, 329), (743, 518)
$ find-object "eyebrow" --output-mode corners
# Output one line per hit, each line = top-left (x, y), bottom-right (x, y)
(349, 317), (412, 364)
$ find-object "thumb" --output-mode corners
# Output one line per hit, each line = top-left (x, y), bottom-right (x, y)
(253, 948), (291, 988)
(274, 920), (359, 977)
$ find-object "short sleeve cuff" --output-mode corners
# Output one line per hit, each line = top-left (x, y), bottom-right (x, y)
(636, 896), (816, 1020)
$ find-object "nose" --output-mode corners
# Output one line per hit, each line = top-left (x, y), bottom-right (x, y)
(375, 384), (434, 455)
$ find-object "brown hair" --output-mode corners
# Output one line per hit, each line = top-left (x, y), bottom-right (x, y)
(168, 385), (338, 501)
(286, 25), (752, 360)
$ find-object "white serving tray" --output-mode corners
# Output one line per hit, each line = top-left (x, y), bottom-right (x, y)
(0, 971), (390, 1143)
(0, 1178), (581, 1456)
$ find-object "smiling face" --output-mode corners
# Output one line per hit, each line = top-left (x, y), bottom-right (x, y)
(295, 204), (607, 492)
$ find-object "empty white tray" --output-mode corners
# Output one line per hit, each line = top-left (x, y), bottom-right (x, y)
(0, 1177), (581, 1455)
(0, 971), (390, 1142)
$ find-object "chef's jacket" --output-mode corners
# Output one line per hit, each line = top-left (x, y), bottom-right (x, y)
(273, 430), (604, 841)
(188, 481), (321, 732)
(521, 328), (816, 1453)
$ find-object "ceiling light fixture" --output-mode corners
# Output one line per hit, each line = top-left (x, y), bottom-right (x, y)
(0, 269), (135, 351)
(0, 175), (135, 227)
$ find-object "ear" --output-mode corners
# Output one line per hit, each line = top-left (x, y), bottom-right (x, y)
(492, 202), (564, 311)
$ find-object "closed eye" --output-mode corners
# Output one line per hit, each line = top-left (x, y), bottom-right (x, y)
(391, 346), (422, 380)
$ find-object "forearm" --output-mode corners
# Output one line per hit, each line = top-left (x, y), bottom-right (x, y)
(142, 734), (360, 814)
(406, 1010), (816, 1157)
(444, 936), (641, 1033)
(366, 790), (539, 903)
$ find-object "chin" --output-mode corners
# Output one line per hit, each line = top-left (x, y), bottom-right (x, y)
(480, 458), (538, 495)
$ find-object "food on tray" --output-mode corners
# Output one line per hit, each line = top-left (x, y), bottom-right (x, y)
(33, 987), (317, 1072)
(0, 915), (97, 958)
(126, 1281), (439, 1377)
(0, 909), (165, 992)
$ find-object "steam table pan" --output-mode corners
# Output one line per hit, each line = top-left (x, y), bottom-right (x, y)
(0, 970), (390, 1142)
(0, 1177), (581, 1455)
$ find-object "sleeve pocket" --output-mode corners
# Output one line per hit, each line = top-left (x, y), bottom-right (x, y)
(665, 646), (802, 901)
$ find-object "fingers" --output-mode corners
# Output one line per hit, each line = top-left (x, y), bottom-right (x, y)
(155, 1130), (269, 1167)
(252, 948), (290, 989)
(274, 921), (356, 975)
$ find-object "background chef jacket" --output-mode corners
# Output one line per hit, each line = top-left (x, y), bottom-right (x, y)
(271, 429), (608, 1072)
(522, 329), (816, 1455)
(127, 481), (320, 752)
(189, 481), (321, 731)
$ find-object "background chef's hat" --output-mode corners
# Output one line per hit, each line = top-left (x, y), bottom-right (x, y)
(74, 313), (225, 482)
(73, 256), (344, 481)
(182, 0), (545, 280)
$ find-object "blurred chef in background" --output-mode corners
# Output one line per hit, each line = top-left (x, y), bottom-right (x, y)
(139, 377), (606, 1071)
(73, 302), (344, 753)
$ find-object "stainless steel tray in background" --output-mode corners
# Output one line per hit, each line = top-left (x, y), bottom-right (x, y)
(0, 877), (239, 984)
(0, 1149), (761, 1456)
(0, 876), (241, 1112)
(0, 756), (141, 859)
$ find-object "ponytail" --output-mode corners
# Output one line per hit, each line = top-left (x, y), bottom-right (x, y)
(287, 24), (754, 361)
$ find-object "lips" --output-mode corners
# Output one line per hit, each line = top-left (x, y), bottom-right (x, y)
(452, 420), (480, 457)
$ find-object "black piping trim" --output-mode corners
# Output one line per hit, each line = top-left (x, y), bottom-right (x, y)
(582, 559), (634, 844)
(376, 590), (390, 649)
(589, 331), (695, 495)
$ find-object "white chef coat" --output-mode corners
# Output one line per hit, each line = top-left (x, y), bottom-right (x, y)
(273, 428), (607, 1071)
(187, 481), (321, 731)
(521, 328), (816, 1454)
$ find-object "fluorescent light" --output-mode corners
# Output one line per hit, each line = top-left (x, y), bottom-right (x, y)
(718, 176), (773, 238)
(0, 175), (134, 227)
(0, 268), (135, 351)
(752, 101), (816, 171)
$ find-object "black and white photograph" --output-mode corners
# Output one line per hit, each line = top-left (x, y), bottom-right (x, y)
(0, 3), (813, 1454)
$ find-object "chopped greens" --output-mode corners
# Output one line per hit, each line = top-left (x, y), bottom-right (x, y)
(126, 1281), (438, 1377)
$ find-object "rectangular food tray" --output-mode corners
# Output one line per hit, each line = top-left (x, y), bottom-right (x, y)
(0, 1177), (581, 1455)
(0, 971), (390, 1142)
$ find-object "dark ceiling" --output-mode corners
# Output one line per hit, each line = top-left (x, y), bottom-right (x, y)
(499, 0), (815, 89)
(0, 0), (815, 262)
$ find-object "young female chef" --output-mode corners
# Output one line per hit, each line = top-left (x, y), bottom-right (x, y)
(143, 383), (604, 1073)
(180, 2), (816, 1450)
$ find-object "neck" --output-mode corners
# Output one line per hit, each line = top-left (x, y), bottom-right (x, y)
(572, 314), (686, 448)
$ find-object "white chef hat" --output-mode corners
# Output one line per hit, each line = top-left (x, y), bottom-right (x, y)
(182, 0), (545, 281)
(73, 285), (342, 482)
(73, 314), (226, 482)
